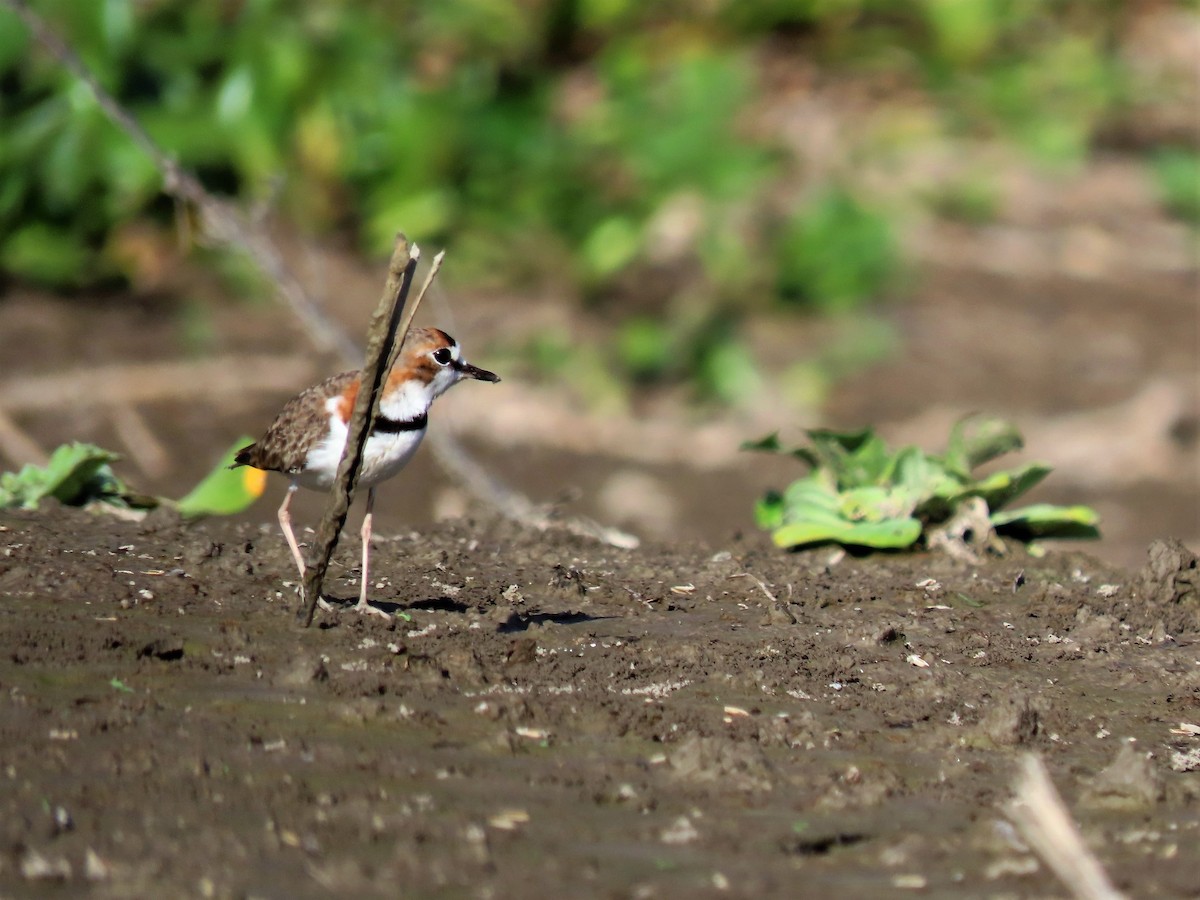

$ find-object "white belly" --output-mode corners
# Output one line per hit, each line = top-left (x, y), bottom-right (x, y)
(297, 415), (425, 492)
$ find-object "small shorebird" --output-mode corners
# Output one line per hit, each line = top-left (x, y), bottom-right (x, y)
(232, 327), (500, 617)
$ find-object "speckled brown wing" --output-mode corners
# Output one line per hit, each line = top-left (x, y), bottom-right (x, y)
(232, 371), (360, 475)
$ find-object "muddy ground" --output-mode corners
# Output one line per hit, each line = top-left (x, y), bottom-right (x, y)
(1, 503), (1197, 898)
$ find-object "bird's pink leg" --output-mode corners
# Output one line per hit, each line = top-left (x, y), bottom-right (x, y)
(277, 482), (306, 579)
(281, 481), (336, 612)
(354, 487), (390, 619)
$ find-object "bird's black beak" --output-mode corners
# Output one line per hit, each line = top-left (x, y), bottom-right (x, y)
(455, 360), (501, 383)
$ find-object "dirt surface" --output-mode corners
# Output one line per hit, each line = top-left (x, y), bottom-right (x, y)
(2, 504), (1198, 897)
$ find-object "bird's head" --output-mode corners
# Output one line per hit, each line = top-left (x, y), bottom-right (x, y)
(397, 327), (500, 400)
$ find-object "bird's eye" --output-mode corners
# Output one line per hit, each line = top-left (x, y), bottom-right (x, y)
(432, 347), (453, 366)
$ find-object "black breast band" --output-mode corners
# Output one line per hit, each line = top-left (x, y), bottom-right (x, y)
(372, 411), (428, 434)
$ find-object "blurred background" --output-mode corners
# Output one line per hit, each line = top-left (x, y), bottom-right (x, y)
(0, 0), (1196, 567)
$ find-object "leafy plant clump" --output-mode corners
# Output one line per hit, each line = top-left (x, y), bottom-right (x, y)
(0, 443), (147, 511)
(0, 440), (263, 518)
(746, 418), (1099, 551)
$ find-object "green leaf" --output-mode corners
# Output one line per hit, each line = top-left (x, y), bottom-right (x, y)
(0, 223), (93, 285)
(740, 432), (819, 467)
(215, 65), (255, 124)
(772, 516), (922, 550)
(45, 448), (121, 506)
(776, 187), (900, 313)
(802, 427), (888, 485)
(102, 0), (135, 53)
(990, 503), (1100, 540)
(1151, 148), (1200, 224)
(780, 471), (842, 522)
(969, 462), (1051, 511)
(941, 419), (971, 479)
(742, 432), (783, 453)
(616, 317), (672, 381)
(581, 216), (641, 280)
(176, 438), (266, 518)
(365, 188), (455, 255)
(804, 426), (876, 456)
(0, 6), (29, 70)
(769, 470), (922, 549)
(843, 484), (923, 522)
(841, 435), (893, 487)
(754, 491), (784, 530)
(840, 486), (892, 522)
(0, 443), (123, 509)
(696, 336), (762, 405)
(891, 445), (958, 501)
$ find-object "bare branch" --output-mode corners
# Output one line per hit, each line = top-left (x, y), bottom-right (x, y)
(111, 404), (169, 478)
(299, 237), (425, 626)
(0, 356), (315, 413)
(0, 410), (47, 468)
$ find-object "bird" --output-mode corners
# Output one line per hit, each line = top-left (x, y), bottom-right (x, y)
(231, 327), (500, 617)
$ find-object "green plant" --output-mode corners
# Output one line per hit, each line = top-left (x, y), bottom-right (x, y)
(745, 417), (1099, 550)
(613, 311), (762, 404)
(1151, 148), (1200, 225)
(0, 443), (147, 510)
(176, 439), (266, 517)
(775, 187), (901, 313)
(923, 174), (1001, 224)
(0, 439), (263, 517)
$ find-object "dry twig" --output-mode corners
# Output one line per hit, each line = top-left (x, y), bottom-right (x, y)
(730, 572), (779, 604)
(1005, 755), (1125, 900)
(300, 237), (422, 626)
(0, 410), (47, 468)
(110, 404), (170, 478)
(0, 356), (315, 413)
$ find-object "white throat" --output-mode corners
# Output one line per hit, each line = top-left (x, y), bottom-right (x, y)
(379, 378), (436, 422)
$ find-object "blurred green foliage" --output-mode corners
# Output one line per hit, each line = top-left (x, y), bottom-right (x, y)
(619, 311), (764, 404)
(1151, 149), (1200, 225)
(0, 0), (1187, 401)
(0, 438), (264, 516)
(776, 187), (900, 313)
(498, 312), (763, 409)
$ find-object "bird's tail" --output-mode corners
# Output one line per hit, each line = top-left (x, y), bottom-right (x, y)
(229, 443), (258, 470)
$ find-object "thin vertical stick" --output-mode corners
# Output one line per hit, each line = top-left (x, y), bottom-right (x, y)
(384, 250), (445, 373)
(1005, 755), (1125, 900)
(298, 236), (423, 626)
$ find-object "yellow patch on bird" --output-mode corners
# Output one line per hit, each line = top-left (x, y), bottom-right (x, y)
(243, 466), (268, 497)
